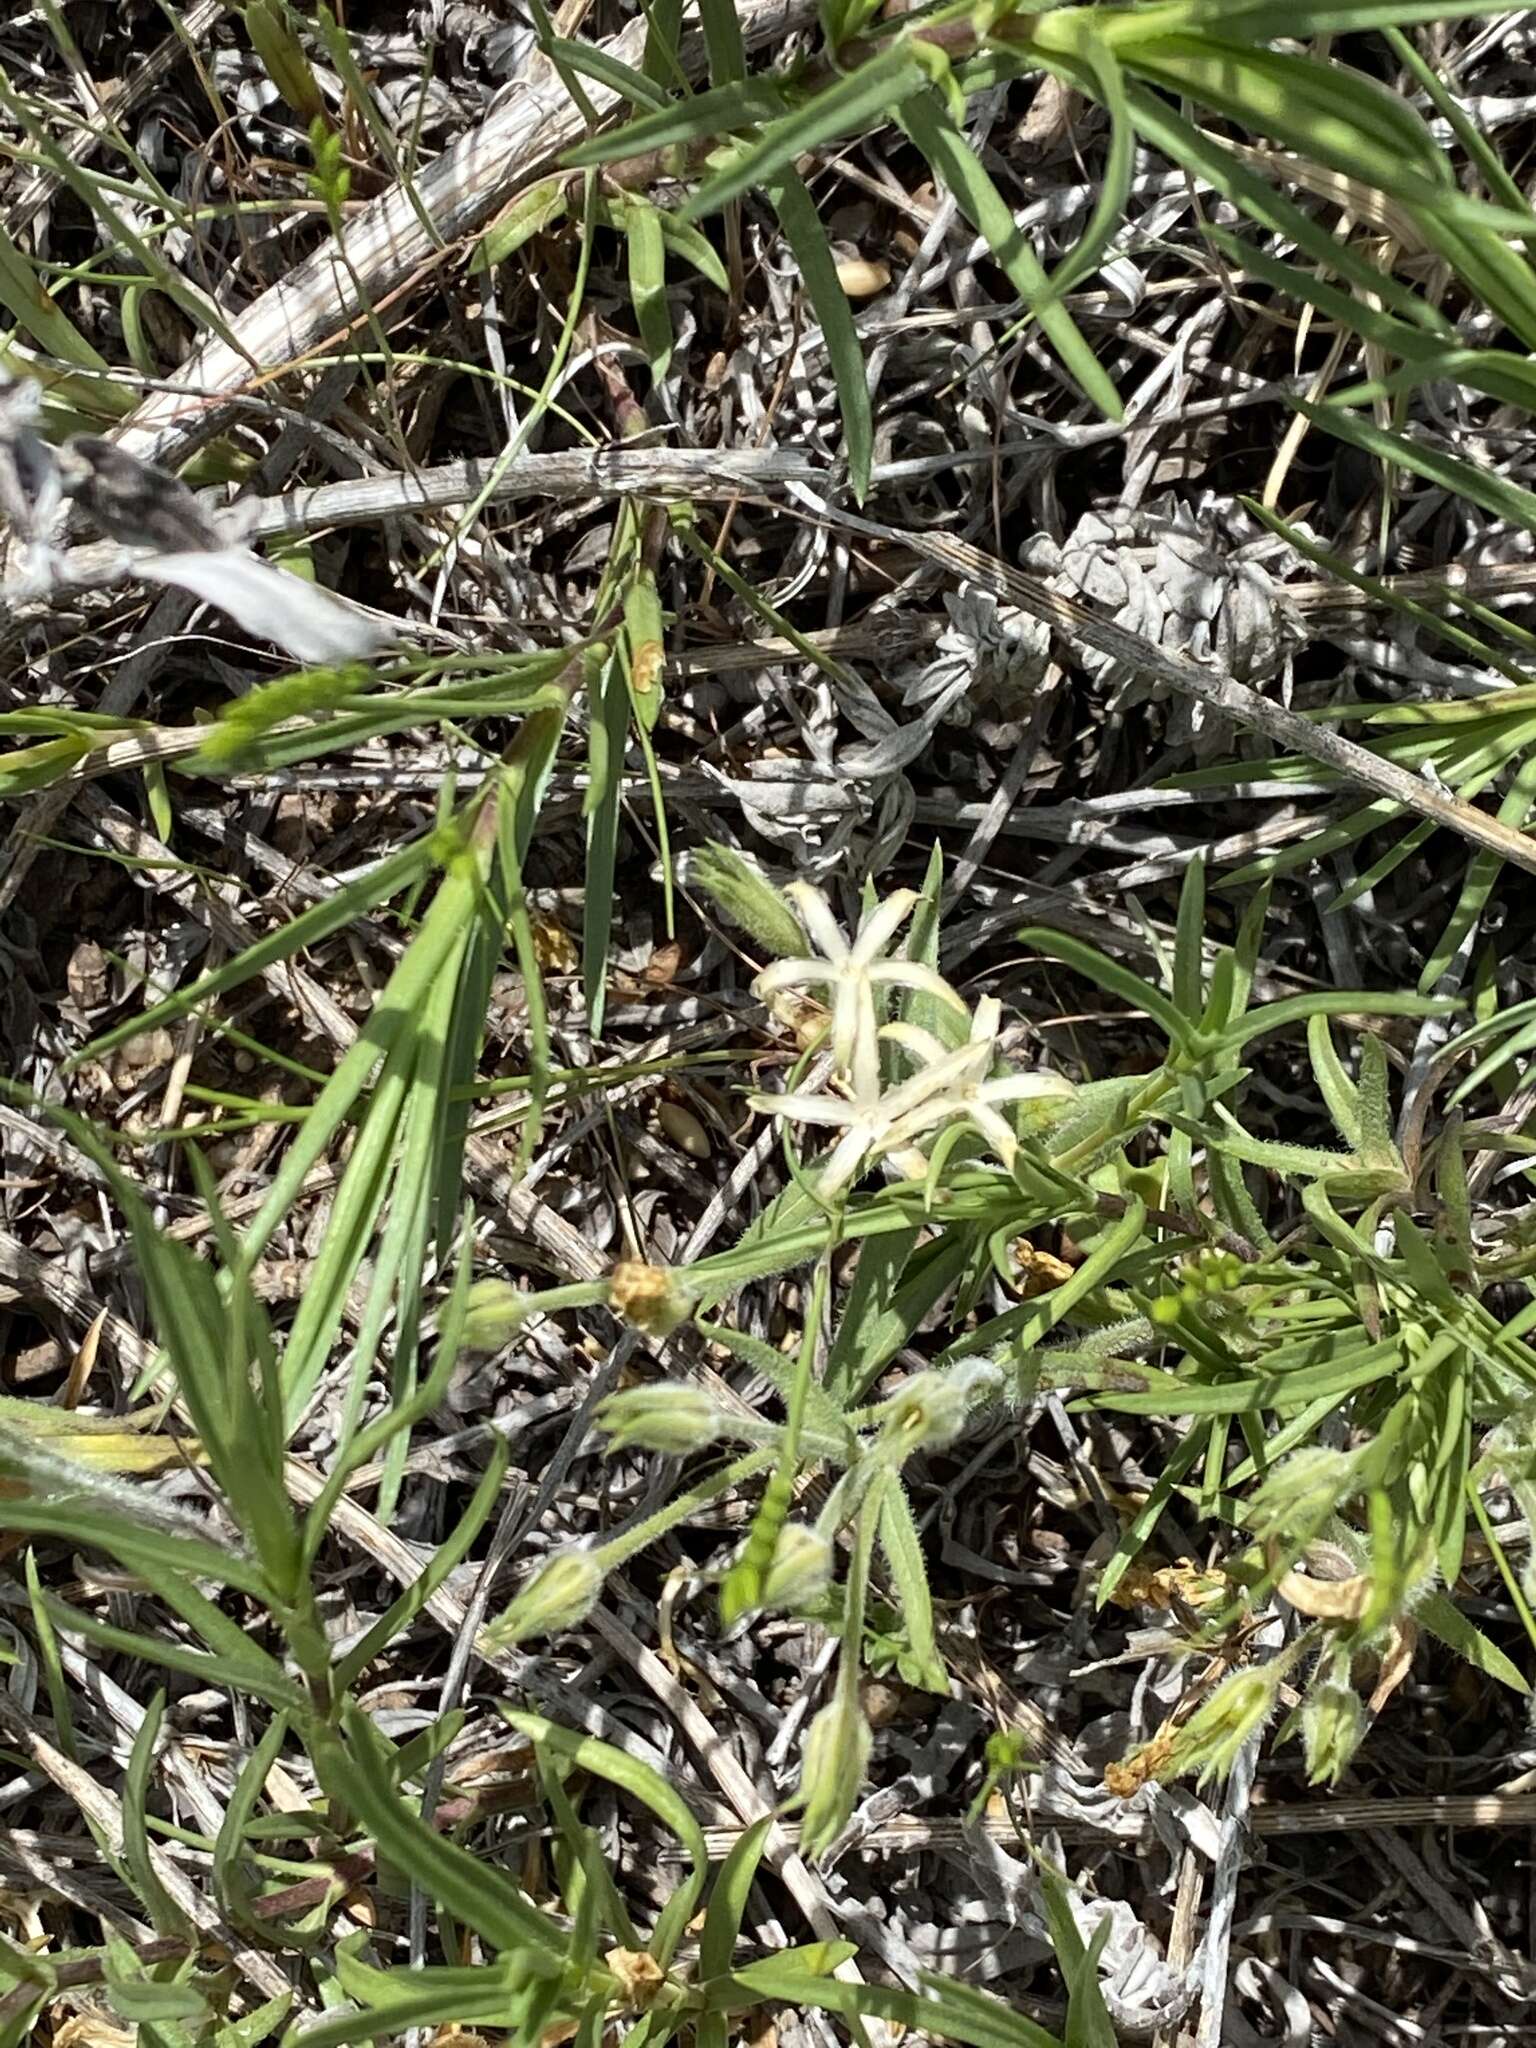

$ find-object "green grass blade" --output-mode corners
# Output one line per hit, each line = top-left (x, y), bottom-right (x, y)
(898, 88), (1121, 420)
(584, 644), (630, 1033)
(562, 79), (790, 167)
(71, 836), (435, 1069)
(698, 0), (746, 83)
(124, 1693), (198, 1940)
(314, 1706), (569, 1957)
(683, 50), (927, 221)
(767, 169), (874, 500)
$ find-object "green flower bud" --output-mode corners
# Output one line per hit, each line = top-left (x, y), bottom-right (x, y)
(1247, 1447), (1357, 1549)
(464, 1279), (531, 1351)
(798, 1686), (872, 1859)
(608, 1260), (693, 1338)
(1302, 1679), (1365, 1787)
(1165, 1664), (1281, 1789)
(760, 1525), (834, 1612)
(485, 1550), (603, 1646)
(685, 843), (807, 959)
(876, 1370), (970, 1453)
(597, 1384), (726, 1456)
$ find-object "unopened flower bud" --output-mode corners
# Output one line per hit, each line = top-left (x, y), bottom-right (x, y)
(464, 1279), (532, 1351)
(485, 1550), (603, 1646)
(798, 1686), (872, 1858)
(608, 1260), (692, 1338)
(1247, 1447), (1356, 1549)
(760, 1525), (834, 1612)
(1164, 1664), (1282, 1788)
(876, 1370), (972, 1454)
(596, 1384), (725, 1456)
(688, 843), (808, 960)
(1302, 1679), (1364, 1787)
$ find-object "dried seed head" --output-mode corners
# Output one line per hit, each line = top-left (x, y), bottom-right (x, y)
(605, 1949), (666, 2012)
(608, 1259), (692, 1337)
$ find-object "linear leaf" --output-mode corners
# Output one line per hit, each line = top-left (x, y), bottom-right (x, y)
(898, 89), (1120, 421)
(124, 1693), (197, 1941)
(313, 1708), (569, 1957)
(766, 167), (873, 500)
(682, 50), (927, 221)
(72, 835), (435, 1068)
(876, 1476), (946, 1694)
(562, 78), (791, 166)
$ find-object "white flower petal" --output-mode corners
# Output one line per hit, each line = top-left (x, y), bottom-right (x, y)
(749, 1092), (861, 1129)
(970, 996), (1002, 1041)
(785, 881), (850, 963)
(966, 1103), (1020, 1165)
(836, 979), (880, 1102)
(849, 888), (919, 966)
(875, 1043), (985, 1121)
(977, 1072), (1075, 1104)
(878, 1021), (950, 1068)
(753, 958), (832, 998)
(816, 1126), (879, 1196)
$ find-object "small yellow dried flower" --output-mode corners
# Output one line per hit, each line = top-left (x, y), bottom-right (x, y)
(608, 1260), (692, 1337)
(605, 1948), (666, 2011)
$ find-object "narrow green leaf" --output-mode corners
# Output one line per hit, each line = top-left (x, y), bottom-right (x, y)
(698, 0), (746, 83)
(214, 1712), (292, 1934)
(1214, 988), (1452, 1057)
(682, 51), (927, 222)
(548, 35), (672, 109)
(1046, 45), (1133, 307)
(0, 218), (107, 365)
(1035, 1864), (1115, 2048)
(703, 1964), (1063, 2048)
(1019, 926), (1193, 1052)
(898, 88), (1120, 421)
(124, 1694), (198, 1941)
(1124, 33), (1442, 190)
(876, 1476), (946, 1694)
(562, 78), (790, 167)
(313, 1708), (569, 1956)
(1297, 400), (1536, 541)
(584, 645), (629, 1033)
(768, 169), (874, 500)
(1124, 84), (1449, 333)
(44, 1596), (303, 1707)
(698, 1814), (773, 2001)
(330, 1439), (508, 1694)
(501, 1709), (707, 1965)
(1417, 1588), (1530, 1693)
(625, 196), (673, 374)
(72, 834), (435, 1069)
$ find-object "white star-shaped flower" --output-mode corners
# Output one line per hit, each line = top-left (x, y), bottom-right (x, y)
(752, 997), (1072, 1196)
(753, 882), (967, 1103)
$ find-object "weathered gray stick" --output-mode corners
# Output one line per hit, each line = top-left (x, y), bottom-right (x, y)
(109, 0), (821, 468)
